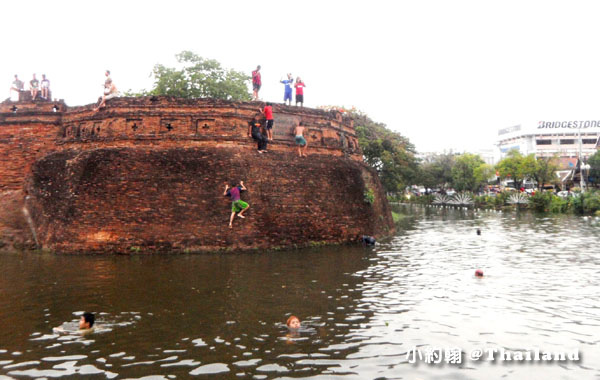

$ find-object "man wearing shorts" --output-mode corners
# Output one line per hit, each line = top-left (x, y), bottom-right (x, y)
(280, 73), (294, 105)
(294, 77), (305, 107)
(261, 102), (274, 141)
(95, 70), (119, 111)
(30, 74), (39, 100)
(10, 75), (24, 96)
(41, 74), (50, 100)
(294, 122), (308, 157)
(224, 180), (249, 229)
(252, 65), (261, 101)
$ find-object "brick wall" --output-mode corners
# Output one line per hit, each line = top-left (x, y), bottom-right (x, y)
(1, 97), (393, 253)
(26, 146), (392, 253)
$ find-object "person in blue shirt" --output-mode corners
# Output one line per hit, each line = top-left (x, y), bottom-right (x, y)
(280, 73), (294, 106)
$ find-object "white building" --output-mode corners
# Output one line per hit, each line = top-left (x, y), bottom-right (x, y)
(497, 120), (600, 162)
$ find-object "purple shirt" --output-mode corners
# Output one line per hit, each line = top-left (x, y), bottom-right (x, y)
(227, 186), (242, 201)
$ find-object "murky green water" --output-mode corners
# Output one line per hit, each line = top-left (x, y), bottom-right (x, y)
(1, 205), (599, 379)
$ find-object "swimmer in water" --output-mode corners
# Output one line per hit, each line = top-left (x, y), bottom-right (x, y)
(286, 315), (301, 329)
(79, 312), (95, 332)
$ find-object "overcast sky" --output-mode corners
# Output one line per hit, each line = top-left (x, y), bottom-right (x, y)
(2, 0), (600, 153)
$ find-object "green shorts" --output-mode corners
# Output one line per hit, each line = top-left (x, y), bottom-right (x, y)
(232, 200), (249, 213)
(295, 135), (307, 146)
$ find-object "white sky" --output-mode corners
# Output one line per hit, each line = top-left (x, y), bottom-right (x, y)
(2, 0), (600, 153)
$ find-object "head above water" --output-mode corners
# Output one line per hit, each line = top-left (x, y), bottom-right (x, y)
(286, 315), (300, 329)
(79, 312), (95, 329)
(475, 269), (484, 277)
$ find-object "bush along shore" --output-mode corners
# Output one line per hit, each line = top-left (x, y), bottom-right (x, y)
(393, 189), (600, 216)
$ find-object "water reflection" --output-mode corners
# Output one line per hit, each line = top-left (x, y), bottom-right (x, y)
(0, 205), (599, 379)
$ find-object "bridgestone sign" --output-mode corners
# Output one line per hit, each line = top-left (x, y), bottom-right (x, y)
(538, 120), (600, 129)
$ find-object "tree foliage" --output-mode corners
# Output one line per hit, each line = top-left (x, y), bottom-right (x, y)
(417, 153), (456, 190)
(496, 150), (559, 190)
(346, 110), (418, 193)
(495, 150), (528, 189)
(451, 153), (487, 192)
(127, 51), (251, 101)
(528, 156), (560, 189)
(589, 150), (600, 186)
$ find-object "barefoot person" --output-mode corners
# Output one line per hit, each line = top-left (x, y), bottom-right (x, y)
(260, 102), (274, 141)
(224, 180), (249, 229)
(294, 122), (308, 157)
(248, 116), (268, 153)
(95, 70), (118, 111)
(280, 73), (294, 106)
(40, 74), (50, 100)
(10, 75), (24, 98)
(30, 74), (39, 100)
(294, 77), (305, 107)
(252, 65), (261, 101)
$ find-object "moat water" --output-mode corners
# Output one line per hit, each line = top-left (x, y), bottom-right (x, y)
(1, 205), (599, 379)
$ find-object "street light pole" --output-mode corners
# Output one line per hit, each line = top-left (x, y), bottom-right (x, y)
(579, 125), (586, 193)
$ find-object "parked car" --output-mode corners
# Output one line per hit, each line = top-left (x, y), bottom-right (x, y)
(556, 191), (571, 198)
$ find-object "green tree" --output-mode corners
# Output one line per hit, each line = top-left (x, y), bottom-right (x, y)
(496, 150), (528, 189)
(418, 153), (456, 190)
(528, 156), (559, 190)
(349, 110), (418, 193)
(451, 153), (486, 192)
(128, 51), (251, 101)
(589, 150), (600, 187)
(474, 162), (494, 189)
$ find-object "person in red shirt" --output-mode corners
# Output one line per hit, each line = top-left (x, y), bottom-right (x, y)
(294, 77), (305, 107)
(260, 102), (274, 141)
(252, 65), (261, 101)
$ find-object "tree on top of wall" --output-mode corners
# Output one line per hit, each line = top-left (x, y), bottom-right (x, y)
(124, 51), (251, 101)
(345, 109), (418, 194)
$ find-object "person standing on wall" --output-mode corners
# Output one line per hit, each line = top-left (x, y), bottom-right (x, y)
(294, 77), (305, 107)
(280, 73), (294, 106)
(294, 121), (308, 157)
(261, 102), (274, 141)
(252, 65), (261, 101)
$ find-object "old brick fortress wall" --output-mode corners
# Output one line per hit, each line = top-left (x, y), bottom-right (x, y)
(0, 97), (394, 253)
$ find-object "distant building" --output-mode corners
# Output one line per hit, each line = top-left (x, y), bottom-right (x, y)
(497, 121), (599, 162)
(497, 120), (600, 188)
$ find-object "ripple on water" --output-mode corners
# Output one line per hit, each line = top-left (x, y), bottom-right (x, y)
(189, 363), (229, 375)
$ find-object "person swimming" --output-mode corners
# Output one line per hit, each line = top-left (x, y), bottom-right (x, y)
(79, 312), (95, 330)
(53, 312), (96, 335)
(286, 315), (301, 329)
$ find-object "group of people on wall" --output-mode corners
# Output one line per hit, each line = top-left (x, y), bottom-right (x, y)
(251, 65), (306, 107)
(248, 102), (308, 158)
(10, 74), (51, 101)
